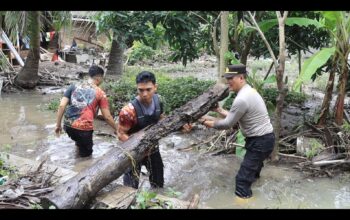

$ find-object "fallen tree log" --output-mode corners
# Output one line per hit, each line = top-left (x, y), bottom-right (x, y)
(312, 159), (350, 166)
(41, 83), (229, 209)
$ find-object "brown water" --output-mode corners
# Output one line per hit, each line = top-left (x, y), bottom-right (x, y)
(0, 91), (118, 172)
(1, 92), (350, 209)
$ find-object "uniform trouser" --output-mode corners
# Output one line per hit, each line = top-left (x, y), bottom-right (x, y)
(123, 149), (164, 189)
(235, 132), (275, 198)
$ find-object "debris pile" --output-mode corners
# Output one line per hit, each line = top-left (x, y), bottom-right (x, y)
(278, 121), (350, 176)
(0, 160), (57, 209)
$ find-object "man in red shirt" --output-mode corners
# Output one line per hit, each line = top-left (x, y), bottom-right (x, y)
(55, 65), (117, 157)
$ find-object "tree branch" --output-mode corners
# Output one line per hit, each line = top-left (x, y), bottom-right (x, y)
(248, 11), (278, 68)
(211, 13), (221, 58)
(189, 11), (210, 24)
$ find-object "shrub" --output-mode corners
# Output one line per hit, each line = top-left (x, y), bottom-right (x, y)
(157, 77), (215, 114)
(128, 41), (156, 65)
(104, 74), (215, 116)
(46, 98), (60, 112)
(223, 88), (306, 111)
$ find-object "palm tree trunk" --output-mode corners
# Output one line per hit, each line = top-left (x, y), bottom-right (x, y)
(15, 11), (40, 89)
(106, 39), (124, 77)
(335, 63), (349, 125)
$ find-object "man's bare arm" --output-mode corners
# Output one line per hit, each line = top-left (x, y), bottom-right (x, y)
(100, 107), (118, 134)
(55, 97), (69, 135)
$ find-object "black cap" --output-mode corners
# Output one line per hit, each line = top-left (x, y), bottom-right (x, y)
(222, 64), (247, 78)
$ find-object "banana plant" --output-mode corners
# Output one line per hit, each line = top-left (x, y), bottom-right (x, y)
(292, 47), (335, 91)
(292, 11), (350, 125)
(255, 12), (350, 126)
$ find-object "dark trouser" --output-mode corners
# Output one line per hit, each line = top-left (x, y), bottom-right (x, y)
(235, 132), (275, 198)
(123, 149), (164, 189)
(64, 125), (93, 157)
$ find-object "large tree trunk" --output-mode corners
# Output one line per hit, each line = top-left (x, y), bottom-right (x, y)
(317, 55), (337, 126)
(335, 63), (349, 125)
(41, 83), (229, 209)
(271, 12), (288, 161)
(219, 11), (229, 83)
(106, 39), (124, 77)
(15, 11), (40, 89)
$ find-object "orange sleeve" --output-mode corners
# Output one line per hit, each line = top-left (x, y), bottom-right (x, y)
(98, 90), (109, 109)
(118, 104), (137, 129)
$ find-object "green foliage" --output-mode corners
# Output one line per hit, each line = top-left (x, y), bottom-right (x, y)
(247, 68), (276, 93)
(223, 88), (306, 112)
(305, 139), (323, 159)
(94, 11), (219, 66)
(0, 145), (18, 184)
(235, 130), (246, 158)
(143, 22), (166, 50)
(104, 71), (214, 116)
(165, 187), (182, 198)
(103, 77), (137, 116)
(263, 88), (306, 105)
(157, 77), (215, 114)
(46, 98), (60, 112)
(249, 11), (331, 59)
(93, 11), (152, 48)
(284, 90), (307, 105)
(224, 51), (241, 65)
(257, 17), (323, 33)
(320, 11), (342, 31)
(131, 189), (174, 209)
(2, 144), (12, 152)
(31, 203), (43, 209)
(293, 47), (335, 92)
(47, 11), (72, 32)
(342, 120), (350, 133)
(128, 41), (156, 65)
(152, 11), (218, 66)
(222, 93), (236, 110)
(135, 190), (157, 209)
(0, 55), (8, 72)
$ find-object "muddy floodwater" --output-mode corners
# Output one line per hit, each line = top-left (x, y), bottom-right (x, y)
(1, 91), (350, 209)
